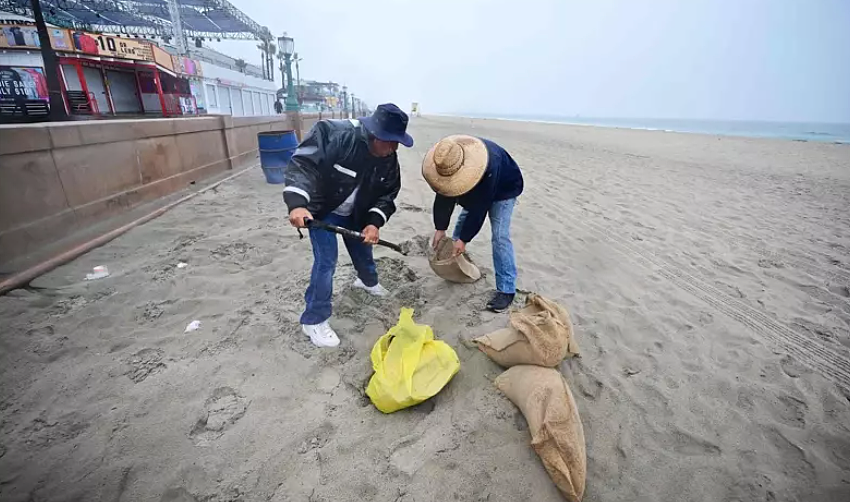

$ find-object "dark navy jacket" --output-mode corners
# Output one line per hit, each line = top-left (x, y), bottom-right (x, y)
(433, 138), (523, 242)
(283, 119), (400, 229)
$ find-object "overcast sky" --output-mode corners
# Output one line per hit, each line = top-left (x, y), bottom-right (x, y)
(210, 0), (850, 123)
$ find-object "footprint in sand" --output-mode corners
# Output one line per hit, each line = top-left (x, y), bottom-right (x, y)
(315, 367), (341, 393)
(353, 483), (379, 500)
(662, 427), (722, 456)
(762, 427), (816, 482)
(49, 291), (112, 316)
(170, 233), (205, 253)
(773, 394), (808, 428)
(697, 312), (714, 326)
(26, 325), (55, 338)
(21, 411), (89, 449)
(26, 325), (71, 360)
(125, 348), (166, 383)
(779, 355), (810, 378)
(572, 369), (604, 401)
(724, 472), (776, 502)
(297, 421), (336, 454)
(209, 241), (256, 261)
(388, 421), (459, 476)
(826, 284), (850, 299)
(189, 387), (249, 445)
(136, 300), (177, 322)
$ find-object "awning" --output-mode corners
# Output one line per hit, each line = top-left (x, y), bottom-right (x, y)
(57, 53), (178, 77)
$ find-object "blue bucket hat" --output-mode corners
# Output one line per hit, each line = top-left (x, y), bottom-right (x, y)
(360, 103), (414, 148)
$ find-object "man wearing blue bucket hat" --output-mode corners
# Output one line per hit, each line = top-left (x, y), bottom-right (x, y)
(284, 104), (414, 348)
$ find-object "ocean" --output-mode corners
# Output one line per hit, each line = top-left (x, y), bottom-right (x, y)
(455, 113), (850, 143)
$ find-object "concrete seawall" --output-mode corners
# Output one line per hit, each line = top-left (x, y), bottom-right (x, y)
(0, 113), (331, 268)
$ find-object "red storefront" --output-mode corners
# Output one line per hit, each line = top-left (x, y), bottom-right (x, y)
(58, 55), (196, 117)
(1, 23), (203, 120)
(56, 33), (197, 117)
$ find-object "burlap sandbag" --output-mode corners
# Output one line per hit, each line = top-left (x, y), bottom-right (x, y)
(495, 365), (586, 502)
(429, 236), (481, 283)
(475, 293), (579, 368)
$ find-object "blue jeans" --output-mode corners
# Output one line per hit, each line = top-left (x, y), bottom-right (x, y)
(453, 198), (517, 294)
(301, 213), (378, 325)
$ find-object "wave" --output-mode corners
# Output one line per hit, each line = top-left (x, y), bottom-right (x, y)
(439, 113), (850, 143)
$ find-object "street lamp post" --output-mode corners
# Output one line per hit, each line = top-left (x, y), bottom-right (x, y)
(293, 53), (302, 101)
(278, 34), (299, 112)
(342, 85), (348, 118)
(351, 93), (356, 118)
(277, 53), (285, 98)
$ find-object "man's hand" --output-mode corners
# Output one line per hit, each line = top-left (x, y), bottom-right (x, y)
(289, 208), (313, 228)
(452, 239), (466, 257)
(432, 230), (446, 249)
(362, 225), (380, 245)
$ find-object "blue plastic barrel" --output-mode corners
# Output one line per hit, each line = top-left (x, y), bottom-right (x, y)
(257, 130), (298, 184)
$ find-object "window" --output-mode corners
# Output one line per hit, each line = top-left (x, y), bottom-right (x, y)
(206, 84), (217, 107)
(261, 93), (270, 115)
(243, 90), (254, 115)
(218, 86), (230, 112)
(231, 88), (243, 116)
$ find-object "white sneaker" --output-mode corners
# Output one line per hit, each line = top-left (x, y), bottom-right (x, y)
(353, 278), (389, 297)
(302, 321), (340, 348)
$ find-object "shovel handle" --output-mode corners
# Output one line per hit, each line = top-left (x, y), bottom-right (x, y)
(301, 219), (407, 255)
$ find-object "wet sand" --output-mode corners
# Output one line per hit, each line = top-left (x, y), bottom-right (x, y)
(1, 115), (849, 501)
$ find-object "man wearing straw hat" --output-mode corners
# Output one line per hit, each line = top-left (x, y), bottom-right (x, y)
(285, 104), (414, 347)
(423, 135), (524, 312)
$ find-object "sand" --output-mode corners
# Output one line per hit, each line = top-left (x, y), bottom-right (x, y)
(1, 115), (850, 501)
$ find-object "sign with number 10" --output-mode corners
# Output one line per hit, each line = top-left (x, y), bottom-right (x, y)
(70, 31), (154, 62)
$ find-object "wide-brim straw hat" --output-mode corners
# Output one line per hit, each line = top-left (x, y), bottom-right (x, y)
(422, 135), (489, 197)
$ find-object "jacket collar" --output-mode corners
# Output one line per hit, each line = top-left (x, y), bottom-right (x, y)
(349, 118), (369, 144)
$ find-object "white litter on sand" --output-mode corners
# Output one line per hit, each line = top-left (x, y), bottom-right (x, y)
(85, 265), (110, 281)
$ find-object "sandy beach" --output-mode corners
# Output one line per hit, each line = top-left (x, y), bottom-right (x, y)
(1, 115), (850, 501)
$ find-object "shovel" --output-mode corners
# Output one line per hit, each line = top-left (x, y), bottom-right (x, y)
(298, 218), (408, 255)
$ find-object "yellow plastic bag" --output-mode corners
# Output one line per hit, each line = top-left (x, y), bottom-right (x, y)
(366, 308), (460, 413)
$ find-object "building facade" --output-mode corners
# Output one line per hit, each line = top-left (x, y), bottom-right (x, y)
(193, 59), (277, 117)
(1, 19), (279, 120)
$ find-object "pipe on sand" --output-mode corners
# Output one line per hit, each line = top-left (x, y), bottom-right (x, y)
(0, 164), (258, 296)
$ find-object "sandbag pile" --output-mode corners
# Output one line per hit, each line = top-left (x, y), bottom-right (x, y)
(480, 294), (586, 501)
(475, 293), (579, 368)
(429, 236), (481, 283)
(496, 365), (586, 502)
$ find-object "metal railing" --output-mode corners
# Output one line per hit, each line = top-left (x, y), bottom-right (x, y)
(65, 91), (100, 115)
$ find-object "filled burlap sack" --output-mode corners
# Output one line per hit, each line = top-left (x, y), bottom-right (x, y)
(475, 293), (579, 367)
(495, 365), (586, 502)
(429, 236), (481, 283)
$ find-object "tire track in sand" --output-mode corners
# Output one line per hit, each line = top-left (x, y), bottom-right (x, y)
(556, 172), (850, 285)
(555, 204), (850, 393)
(723, 234), (850, 284)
